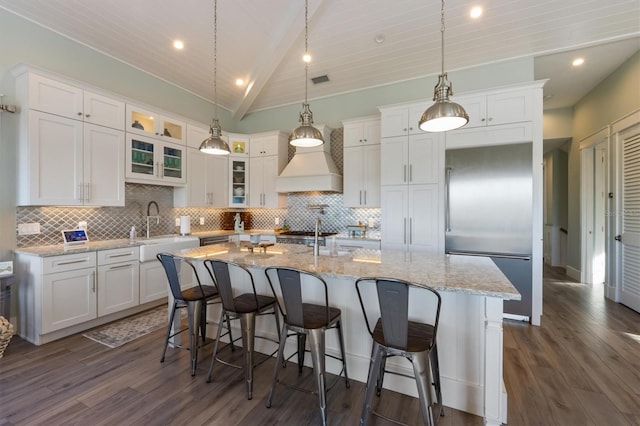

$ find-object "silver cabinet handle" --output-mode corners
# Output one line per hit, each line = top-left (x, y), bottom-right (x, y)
(56, 258), (91, 266)
(403, 165), (407, 183)
(91, 271), (96, 292)
(77, 112), (82, 116)
(364, 190), (367, 205)
(78, 184), (83, 202)
(359, 190), (362, 205)
(404, 218), (407, 244)
(85, 183), (90, 202)
(109, 263), (133, 270)
(409, 164), (413, 182)
(85, 114), (90, 118)
(445, 167), (452, 232)
(106, 252), (132, 259)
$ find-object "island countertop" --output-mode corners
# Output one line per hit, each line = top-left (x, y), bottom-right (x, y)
(173, 242), (520, 300)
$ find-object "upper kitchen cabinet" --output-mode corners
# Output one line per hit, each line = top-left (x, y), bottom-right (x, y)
(15, 70), (126, 206)
(343, 116), (381, 148)
(381, 133), (443, 186)
(380, 103), (428, 138)
(175, 124), (228, 207)
(126, 133), (186, 186)
(16, 72), (126, 130)
(455, 87), (533, 128)
(249, 131), (288, 208)
(126, 104), (185, 144)
(230, 158), (249, 207)
(342, 117), (381, 207)
(228, 133), (250, 156)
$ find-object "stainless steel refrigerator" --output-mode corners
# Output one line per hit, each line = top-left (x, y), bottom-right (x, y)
(445, 143), (533, 319)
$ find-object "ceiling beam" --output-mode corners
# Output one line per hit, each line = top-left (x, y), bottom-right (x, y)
(232, 0), (324, 121)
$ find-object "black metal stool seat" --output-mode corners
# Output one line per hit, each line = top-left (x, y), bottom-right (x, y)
(157, 253), (221, 377)
(356, 277), (443, 426)
(265, 266), (350, 426)
(204, 259), (281, 400)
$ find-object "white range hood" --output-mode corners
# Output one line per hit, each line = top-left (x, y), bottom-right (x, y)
(276, 125), (343, 193)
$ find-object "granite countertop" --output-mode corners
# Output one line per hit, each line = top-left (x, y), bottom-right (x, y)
(15, 239), (143, 257)
(173, 242), (520, 300)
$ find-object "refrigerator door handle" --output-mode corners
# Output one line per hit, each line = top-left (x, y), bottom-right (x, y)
(446, 250), (531, 261)
(445, 166), (452, 232)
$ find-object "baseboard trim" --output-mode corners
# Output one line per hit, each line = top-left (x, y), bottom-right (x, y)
(566, 265), (581, 282)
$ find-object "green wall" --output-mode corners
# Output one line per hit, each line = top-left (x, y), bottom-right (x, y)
(566, 50), (640, 272)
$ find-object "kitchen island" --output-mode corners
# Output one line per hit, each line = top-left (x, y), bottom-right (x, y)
(174, 242), (519, 425)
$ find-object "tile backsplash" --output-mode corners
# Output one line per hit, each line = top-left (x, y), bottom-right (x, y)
(16, 128), (381, 247)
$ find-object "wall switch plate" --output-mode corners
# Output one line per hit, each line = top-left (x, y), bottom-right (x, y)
(275, 217), (280, 225)
(18, 222), (41, 235)
(199, 217), (205, 225)
(175, 218), (180, 226)
(78, 221), (87, 230)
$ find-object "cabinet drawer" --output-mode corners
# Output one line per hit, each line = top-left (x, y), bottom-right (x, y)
(43, 252), (97, 274)
(98, 247), (140, 265)
(335, 238), (381, 250)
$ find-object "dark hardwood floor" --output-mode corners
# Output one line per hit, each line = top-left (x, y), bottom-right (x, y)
(1, 265), (638, 425)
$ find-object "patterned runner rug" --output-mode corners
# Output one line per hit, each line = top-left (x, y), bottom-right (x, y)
(83, 305), (167, 348)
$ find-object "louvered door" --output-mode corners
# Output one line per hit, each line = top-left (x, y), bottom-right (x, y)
(620, 123), (640, 313)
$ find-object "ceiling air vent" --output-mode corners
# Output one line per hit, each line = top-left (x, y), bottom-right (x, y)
(311, 75), (330, 84)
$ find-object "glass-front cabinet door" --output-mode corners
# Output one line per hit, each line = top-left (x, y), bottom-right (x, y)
(126, 104), (185, 144)
(126, 134), (186, 185)
(229, 158), (248, 207)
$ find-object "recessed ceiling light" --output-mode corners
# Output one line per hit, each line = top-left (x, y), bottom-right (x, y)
(173, 40), (184, 50)
(302, 53), (311, 63)
(572, 57), (585, 67)
(470, 6), (483, 19)
(374, 34), (385, 44)
(235, 78), (244, 87)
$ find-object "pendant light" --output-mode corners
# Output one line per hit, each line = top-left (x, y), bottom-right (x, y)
(289, 0), (324, 147)
(418, 0), (469, 132)
(200, 0), (231, 155)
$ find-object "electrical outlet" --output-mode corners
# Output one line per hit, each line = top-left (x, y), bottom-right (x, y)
(18, 222), (41, 235)
(78, 221), (87, 230)
(199, 217), (205, 225)
(175, 218), (180, 226)
(275, 217), (280, 225)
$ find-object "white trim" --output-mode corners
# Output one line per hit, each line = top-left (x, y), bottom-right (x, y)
(611, 109), (640, 134)
(579, 126), (609, 150)
(566, 265), (581, 282)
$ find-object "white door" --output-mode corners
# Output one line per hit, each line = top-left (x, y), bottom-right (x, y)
(593, 143), (607, 284)
(343, 146), (364, 207)
(618, 123), (640, 312)
(97, 262), (140, 316)
(408, 184), (440, 252)
(83, 124), (125, 206)
(362, 144), (381, 207)
(381, 136), (408, 185)
(381, 185), (408, 250)
(42, 268), (97, 333)
(249, 156), (265, 207)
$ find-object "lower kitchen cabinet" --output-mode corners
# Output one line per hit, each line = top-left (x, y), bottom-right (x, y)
(42, 266), (97, 334)
(97, 247), (140, 316)
(381, 184), (441, 252)
(139, 258), (192, 304)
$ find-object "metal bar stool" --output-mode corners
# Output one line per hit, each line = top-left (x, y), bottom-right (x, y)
(157, 253), (221, 376)
(203, 259), (281, 400)
(355, 277), (443, 426)
(265, 266), (350, 426)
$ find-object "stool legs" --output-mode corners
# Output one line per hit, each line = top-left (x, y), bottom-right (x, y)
(297, 333), (307, 373)
(361, 342), (384, 426)
(240, 312), (257, 400)
(161, 301), (178, 363)
(430, 343), (443, 417)
(206, 309), (226, 383)
(266, 323), (288, 408)
(308, 328), (327, 426)
(336, 319), (350, 388)
(187, 302), (197, 376)
(412, 350), (436, 426)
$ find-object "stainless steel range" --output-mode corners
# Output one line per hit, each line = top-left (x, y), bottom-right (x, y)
(275, 231), (337, 246)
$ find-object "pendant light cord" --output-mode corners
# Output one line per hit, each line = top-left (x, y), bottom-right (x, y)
(440, 0), (445, 76)
(213, 0), (218, 121)
(304, 0), (309, 105)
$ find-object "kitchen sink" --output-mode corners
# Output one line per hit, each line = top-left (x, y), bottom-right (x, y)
(137, 236), (200, 262)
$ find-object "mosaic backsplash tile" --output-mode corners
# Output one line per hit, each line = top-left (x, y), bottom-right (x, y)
(16, 128), (380, 247)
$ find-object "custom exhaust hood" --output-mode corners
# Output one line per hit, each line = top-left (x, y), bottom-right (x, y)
(276, 125), (343, 193)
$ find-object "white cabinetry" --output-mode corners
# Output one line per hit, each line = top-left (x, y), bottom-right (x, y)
(175, 124), (229, 207)
(97, 247), (140, 316)
(381, 133), (442, 186)
(249, 132), (288, 208)
(41, 252), (97, 334)
(343, 117), (381, 207)
(381, 184), (440, 252)
(380, 103), (428, 138)
(21, 72), (125, 129)
(15, 71), (126, 206)
(126, 133), (186, 186)
(456, 89), (533, 128)
(230, 158), (249, 207)
(126, 104), (185, 144)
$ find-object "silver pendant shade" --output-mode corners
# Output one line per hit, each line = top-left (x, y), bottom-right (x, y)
(200, 0), (230, 155)
(418, 0), (469, 133)
(289, 0), (324, 148)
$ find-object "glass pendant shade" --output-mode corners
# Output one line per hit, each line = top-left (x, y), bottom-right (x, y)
(199, 118), (230, 155)
(290, 103), (324, 147)
(419, 74), (468, 132)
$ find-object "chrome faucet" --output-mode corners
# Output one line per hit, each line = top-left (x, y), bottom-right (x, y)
(313, 218), (321, 256)
(146, 201), (160, 239)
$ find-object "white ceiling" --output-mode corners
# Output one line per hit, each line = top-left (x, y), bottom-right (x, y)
(1, 0), (638, 118)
